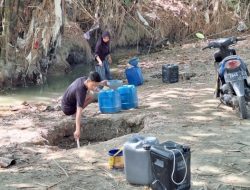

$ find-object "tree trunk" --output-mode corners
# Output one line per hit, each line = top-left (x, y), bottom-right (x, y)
(1, 0), (10, 64)
(0, 0), (3, 61)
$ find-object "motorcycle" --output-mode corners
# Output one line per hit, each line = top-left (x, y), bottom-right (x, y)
(203, 36), (250, 119)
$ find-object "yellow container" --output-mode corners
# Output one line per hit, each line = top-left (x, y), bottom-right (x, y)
(108, 148), (124, 169)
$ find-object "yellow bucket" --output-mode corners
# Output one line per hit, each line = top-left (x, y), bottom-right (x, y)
(108, 148), (124, 169)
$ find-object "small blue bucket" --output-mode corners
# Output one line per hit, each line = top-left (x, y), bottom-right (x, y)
(108, 149), (124, 169)
(108, 149), (123, 157)
(128, 57), (139, 67)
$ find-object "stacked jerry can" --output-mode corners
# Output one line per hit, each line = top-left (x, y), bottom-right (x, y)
(117, 85), (138, 110)
(98, 80), (139, 113)
(123, 135), (159, 185)
(125, 57), (144, 86)
(98, 89), (122, 114)
(150, 141), (191, 190)
(123, 136), (191, 190)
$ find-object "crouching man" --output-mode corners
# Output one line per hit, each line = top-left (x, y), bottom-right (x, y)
(61, 71), (107, 140)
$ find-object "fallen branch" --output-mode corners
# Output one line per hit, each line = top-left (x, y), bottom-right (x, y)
(238, 170), (249, 176)
(98, 167), (119, 188)
(16, 187), (37, 189)
(217, 102), (222, 109)
(52, 159), (69, 177)
(227, 150), (241, 153)
(236, 141), (250, 146)
(47, 179), (65, 189)
(216, 184), (222, 190)
(100, 168), (115, 179)
(33, 181), (48, 187)
(34, 179), (65, 190)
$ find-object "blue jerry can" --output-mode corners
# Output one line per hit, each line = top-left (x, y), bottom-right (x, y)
(125, 67), (144, 86)
(117, 85), (138, 110)
(98, 89), (121, 113)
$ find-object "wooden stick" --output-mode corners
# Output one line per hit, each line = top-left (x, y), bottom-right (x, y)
(227, 149), (241, 152)
(33, 181), (48, 187)
(48, 179), (65, 189)
(99, 167), (115, 179)
(217, 102), (222, 109)
(52, 159), (69, 177)
(77, 139), (80, 148)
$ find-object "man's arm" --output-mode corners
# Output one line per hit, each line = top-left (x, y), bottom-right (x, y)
(74, 106), (83, 140)
(83, 95), (94, 109)
(99, 80), (108, 87)
(96, 56), (103, 66)
(95, 43), (103, 66)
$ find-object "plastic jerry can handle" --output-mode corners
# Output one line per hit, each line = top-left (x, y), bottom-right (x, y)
(182, 145), (190, 152)
(143, 144), (151, 150)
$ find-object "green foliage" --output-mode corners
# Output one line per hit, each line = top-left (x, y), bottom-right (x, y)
(226, 0), (240, 11)
(124, 0), (132, 6)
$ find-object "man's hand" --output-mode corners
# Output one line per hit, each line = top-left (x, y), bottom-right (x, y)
(98, 61), (103, 66)
(100, 80), (108, 87)
(74, 129), (81, 140)
(108, 55), (112, 64)
(96, 56), (103, 66)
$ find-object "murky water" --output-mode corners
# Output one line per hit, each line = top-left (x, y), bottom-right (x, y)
(0, 64), (92, 106)
(0, 48), (138, 106)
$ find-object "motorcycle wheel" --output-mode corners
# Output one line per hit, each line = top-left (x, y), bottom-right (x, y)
(238, 96), (248, 119)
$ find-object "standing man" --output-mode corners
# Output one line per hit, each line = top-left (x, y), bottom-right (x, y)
(61, 71), (107, 140)
(95, 31), (112, 80)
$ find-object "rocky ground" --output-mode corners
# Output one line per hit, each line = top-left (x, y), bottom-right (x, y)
(1, 39), (250, 190)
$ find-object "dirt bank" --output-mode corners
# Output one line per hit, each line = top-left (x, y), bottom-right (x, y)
(1, 39), (250, 190)
(2, 0), (247, 88)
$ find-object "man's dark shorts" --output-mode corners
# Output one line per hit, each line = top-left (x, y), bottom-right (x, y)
(61, 104), (76, 116)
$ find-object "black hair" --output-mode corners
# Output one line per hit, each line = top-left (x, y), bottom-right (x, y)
(102, 31), (111, 39)
(88, 71), (101, 82)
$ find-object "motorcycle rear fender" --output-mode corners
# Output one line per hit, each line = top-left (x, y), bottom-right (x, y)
(218, 55), (246, 76)
(230, 80), (245, 97)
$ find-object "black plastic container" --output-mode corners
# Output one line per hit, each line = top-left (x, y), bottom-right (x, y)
(162, 64), (179, 83)
(150, 141), (191, 190)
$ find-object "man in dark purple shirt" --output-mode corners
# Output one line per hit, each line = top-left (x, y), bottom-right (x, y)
(61, 71), (107, 140)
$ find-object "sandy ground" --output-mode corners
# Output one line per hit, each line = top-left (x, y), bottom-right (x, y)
(1, 39), (250, 190)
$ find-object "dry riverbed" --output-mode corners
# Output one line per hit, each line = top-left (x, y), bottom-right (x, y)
(1, 40), (250, 190)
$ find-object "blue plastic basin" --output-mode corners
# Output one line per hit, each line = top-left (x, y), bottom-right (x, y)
(107, 80), (123, 90)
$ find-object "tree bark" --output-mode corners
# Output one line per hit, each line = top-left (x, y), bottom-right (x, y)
(1, 0), (10, 64)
